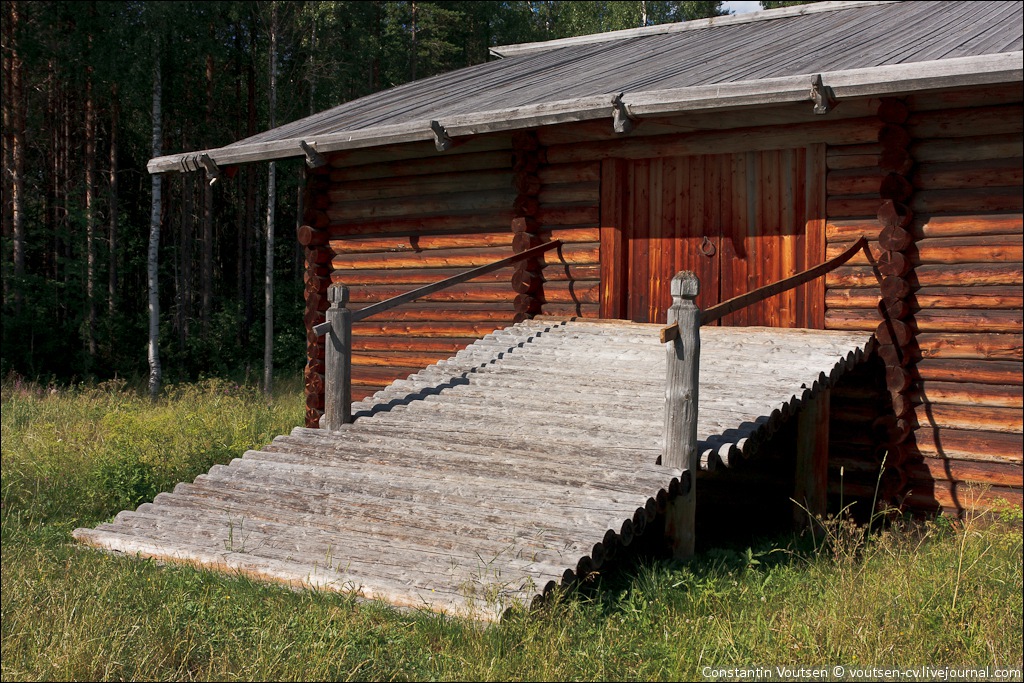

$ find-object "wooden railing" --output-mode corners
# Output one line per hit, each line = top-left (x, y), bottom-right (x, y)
(316, 240), (563, 430)
(659, 235), (870, 558)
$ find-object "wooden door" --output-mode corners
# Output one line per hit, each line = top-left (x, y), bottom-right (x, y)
(600, 146), (825, 327)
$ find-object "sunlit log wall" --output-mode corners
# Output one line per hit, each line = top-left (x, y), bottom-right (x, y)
(825, 84), (1023, 515)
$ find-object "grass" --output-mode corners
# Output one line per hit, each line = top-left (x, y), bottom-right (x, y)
(2, 377), (1022, 681)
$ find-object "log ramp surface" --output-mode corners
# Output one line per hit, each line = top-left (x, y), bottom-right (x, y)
(74, 318), (875, 621)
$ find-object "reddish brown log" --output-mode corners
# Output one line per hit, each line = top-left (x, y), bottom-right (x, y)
(886, 365), (913, 393)
(879, 173), (913, 202)
(876, 319), (914, 346)
(891, 391), (914, 418)
(879, 225), (913, 252)
(512, 269), (542, 294)
(511, 216), (540, 233)
(914, 213), (1022, 239)
(905, 457), (1023, 488)
(877, 251), (910, 277)
(876, 343), (907, 367)
(351, 351), (451, 368)
(297, 224), (328, 246)
(878, 297), (911, 320)
(513, 196), (539, 216)
(880, 275), (912, 299)
(909, 380), (1023, 409)
(304, 407), (323, 428)
(911, 426), (1023, 463)
(331, 232), (514, 254)
(911, 403), (1023, 434)
(912, 187), (1023, 214)
(514, 175), (541, 194)
(328, 211), (515, 237)
(827, 168), (885, 195)
(907, 104), (1024, 139)
(512, 232), (540, 253)
(306, 392), (325, 410)
(913, 358), (1023, 385)
(915, 333), (1022, 361)
(350, 337), (476, 353)
(514, 293), (537, 311)
(912, 309), (1022, 334)
(911, 158), (1023, 191)
(877, 200), (914, 231)
(305, 248), (332, 265)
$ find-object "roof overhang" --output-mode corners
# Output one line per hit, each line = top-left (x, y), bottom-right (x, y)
(148, 51), (1024, 175)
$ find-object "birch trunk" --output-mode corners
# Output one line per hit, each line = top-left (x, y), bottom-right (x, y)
(148, 59), (163, 400)
(264, 1), (278, 395)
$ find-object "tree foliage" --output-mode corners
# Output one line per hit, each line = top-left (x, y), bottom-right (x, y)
(1, 1), (724, 384)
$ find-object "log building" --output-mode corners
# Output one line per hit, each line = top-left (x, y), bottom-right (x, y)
(150, 1), (1023, 516)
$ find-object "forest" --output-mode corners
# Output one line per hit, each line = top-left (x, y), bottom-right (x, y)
(0, 0), (732, 392)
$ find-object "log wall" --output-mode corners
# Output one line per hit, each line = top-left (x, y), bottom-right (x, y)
(824, 84), (1024, 514)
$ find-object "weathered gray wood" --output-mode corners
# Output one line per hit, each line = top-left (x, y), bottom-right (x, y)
(662, 272), (700, 559)
(324, 284), (352, 429)
(77, 317), (875, 620)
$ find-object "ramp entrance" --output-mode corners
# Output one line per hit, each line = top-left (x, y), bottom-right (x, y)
(75, 240), (876, 621)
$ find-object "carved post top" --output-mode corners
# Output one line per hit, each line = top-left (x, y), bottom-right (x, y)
(328, 283), (349, 306)
(670, 271), (700, 300)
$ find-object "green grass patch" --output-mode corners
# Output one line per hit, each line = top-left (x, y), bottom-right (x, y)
(2, 379), (1022, 681)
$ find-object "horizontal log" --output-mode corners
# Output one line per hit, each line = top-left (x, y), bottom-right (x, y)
(904, 483), (1022, 515)
(348, 283), (515, 304)
(907, 83), (1024, 112)
(904, 457), (1022, 488)
(330, 264), (601, 286)
(827, 262), (1023, 289)
(910, 403), (1023, 434)
(830, 308), (1022, 336)
(911, 133), (1024, 164)
(328, 135), (511, 171)
(546, 117), (884, 164)
(913, 213), (1022, 239)
(879, 225), (913, 252)
(351, 351), (452, 369)
(915, 333), (1023, 361)
(539, 303), (601, 318)
(327, 169), (512, 203)
(331, 232), (514, 254)
(297, 225), (328, 246)
(911, 157), (1023, 191)
(825, 153), (879, 171)
(907, 104), (1024, 140)
(908, 380), (1023, 409)
(538, 182), (599, 206)
(536, 205), (601, 227)
(328, 189), (515, 222)
(350, 337), (477, 353)
(913, 358), (1023, 386)
(911, 187), (1024, 214)
(910, 426), (1023, 464)
(826, 168), (885, 196)
(351, 305), (516, 323)
(827, 195), (881, 219)
(826, 218), (881, 242)
(350, 322), (504, 337)
(537, 162), (600, 184)
(327, 211), (515, 237)
(332, 244), (599, 270)
(828, 234), (1023, 266)
(329, 150), (515, 184)
(912, 309), (1022, 334)
(826, 286), (1024, 311)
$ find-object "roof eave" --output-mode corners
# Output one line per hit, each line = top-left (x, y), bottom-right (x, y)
(148, 51), (1024, 175)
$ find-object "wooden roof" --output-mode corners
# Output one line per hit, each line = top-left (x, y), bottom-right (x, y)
(74, 319), (874, 620)
(149, 0), (1023, 174)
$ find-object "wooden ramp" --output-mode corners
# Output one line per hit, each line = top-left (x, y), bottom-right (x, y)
(74, 319), (874, 620)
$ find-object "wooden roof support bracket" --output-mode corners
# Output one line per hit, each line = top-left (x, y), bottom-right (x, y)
(811, 74), (837, 115)
(611, 92), (634, 134)
(199, 153), (221, 185)
(430, 120), (453, 151)
(300, 140), (326, 168)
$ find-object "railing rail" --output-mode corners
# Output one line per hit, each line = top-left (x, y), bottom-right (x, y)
(316, 240), (563, 430)
(659, 234), (869, 559)
(701, 236), (869, 325)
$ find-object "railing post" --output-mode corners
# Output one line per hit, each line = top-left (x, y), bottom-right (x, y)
(324, 283), (352, 430)
(662, 271), (700, 559)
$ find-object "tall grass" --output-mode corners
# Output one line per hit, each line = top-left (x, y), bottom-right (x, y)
(2, 378), (1022, 681)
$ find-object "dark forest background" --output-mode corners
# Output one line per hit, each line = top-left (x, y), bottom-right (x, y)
(3, 0), (807, 389)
